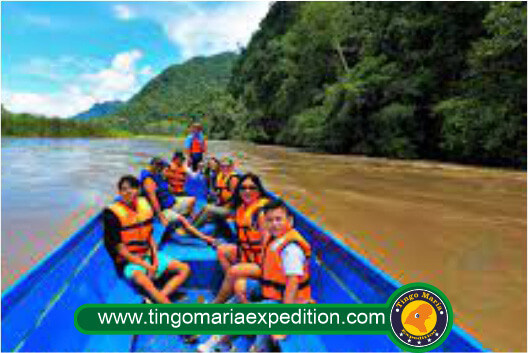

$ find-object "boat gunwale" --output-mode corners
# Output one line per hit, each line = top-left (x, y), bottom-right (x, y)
(1, 214), (101, 314)
(266, 190), (485, 351)
(2, 176), (485, 351)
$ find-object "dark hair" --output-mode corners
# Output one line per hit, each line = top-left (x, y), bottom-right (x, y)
(208, 157), (220, 170)
(172, 151), (184, 161)
(150, 157), (168, 172)
(231, 173), (266, 209)
(118, 175), (140, 190)
(262, 199), (292, 217)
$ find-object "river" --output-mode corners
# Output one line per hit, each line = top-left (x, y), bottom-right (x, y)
(1, 137), (526, 351)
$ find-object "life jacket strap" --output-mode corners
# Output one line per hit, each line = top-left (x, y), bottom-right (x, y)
(120, 218), (153, 231)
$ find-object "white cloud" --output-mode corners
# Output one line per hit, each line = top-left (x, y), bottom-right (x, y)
(81, 49), (144, 102)
(112, 49), (142, 72)
(124, 2), (271, 60)
(3, 89), (95, 118)
(18, 56), (105, 83)
(113, 4), (135, 21)
(3, 50), (153, 117)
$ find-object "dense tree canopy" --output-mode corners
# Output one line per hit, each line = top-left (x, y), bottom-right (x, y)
(229, 1), (526, 168)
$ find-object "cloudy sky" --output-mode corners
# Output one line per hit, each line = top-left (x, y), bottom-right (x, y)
(1, 2), (270, 117)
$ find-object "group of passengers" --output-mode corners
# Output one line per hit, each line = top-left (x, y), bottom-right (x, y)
(103, 123), (313, 351)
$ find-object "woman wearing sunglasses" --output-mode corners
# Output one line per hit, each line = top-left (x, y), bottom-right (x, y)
(212, 173), (270, 304)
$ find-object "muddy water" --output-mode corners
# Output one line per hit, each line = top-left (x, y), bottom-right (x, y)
(2, 138), (526, 351)
(231, 142), (526, 352)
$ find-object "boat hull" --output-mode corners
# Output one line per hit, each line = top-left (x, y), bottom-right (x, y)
(2, 175), (483, 352)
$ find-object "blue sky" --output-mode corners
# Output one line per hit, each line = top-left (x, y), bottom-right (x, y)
(1, 2), (270, 117)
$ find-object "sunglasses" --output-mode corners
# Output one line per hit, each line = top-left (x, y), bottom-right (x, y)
(240, 185), (258, 191)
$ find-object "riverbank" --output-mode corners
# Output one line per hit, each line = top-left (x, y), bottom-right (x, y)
(1, 108), (132, 138)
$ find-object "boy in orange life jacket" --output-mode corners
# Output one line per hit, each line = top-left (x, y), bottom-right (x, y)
(232, 199), (312, 305)
(258, 199), (312, 304)
(164, 151), (196, 216)
(103, 175), (190, 304)
(199, 200), (311, 352)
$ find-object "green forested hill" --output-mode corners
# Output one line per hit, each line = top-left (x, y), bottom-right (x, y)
(102, 52), (239, 135)
(228, 1), (526, 168)
(1, 105), (129, 137)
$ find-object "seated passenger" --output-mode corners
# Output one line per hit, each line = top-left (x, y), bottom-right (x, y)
(214, 157), (238, 207)
(140, 157), (216, 246)
(247, 199), (313, 350)
(204, 157), (221, 202)
(246, 198), (312, 305)
(103, 175), (190, 304)
(212, 173), (269, 304)
(200, 199), (312, 352)
(164, 151), (196, 216)
(191, 158), (240, 231)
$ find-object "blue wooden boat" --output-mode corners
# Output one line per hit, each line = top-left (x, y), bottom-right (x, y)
(2, 172), (484, 352)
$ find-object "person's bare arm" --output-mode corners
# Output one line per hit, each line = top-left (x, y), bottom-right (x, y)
(178, 215), (217, 247)
(283, 276), (300, 304)
(272, 276), (299, 341)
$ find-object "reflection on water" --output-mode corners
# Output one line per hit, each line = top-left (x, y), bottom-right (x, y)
(2, 137), (526, 351)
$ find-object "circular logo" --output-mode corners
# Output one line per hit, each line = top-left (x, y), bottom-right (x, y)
(389, 286), (451, 350)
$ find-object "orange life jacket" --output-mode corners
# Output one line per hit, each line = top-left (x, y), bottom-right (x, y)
(215, 171), (236, 205)
(107, 197), (154, 256)
(261, 229), (312, 302)
(235, 198), (269, 265)
(190, 135), (206, 153)
(166, 162), (186, 194)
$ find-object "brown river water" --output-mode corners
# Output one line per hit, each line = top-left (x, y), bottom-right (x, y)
(2, 137), (526, 351)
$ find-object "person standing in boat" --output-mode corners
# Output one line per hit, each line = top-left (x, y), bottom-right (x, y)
(103, 175), (190, 304)
(164, 151), (197, 216)
(211, 173), (270, 304)
(140, 157), (216, 245)
(184, 122), (207, 172)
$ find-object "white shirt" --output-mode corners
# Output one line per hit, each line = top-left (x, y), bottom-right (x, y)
(280, 243), (306, 276)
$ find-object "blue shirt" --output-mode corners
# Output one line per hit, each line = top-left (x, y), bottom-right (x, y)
(184, 132), (204, 150)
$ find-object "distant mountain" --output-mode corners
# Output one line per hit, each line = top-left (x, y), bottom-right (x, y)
(105, 52), (238, 134)
(72, 100), (124, 120)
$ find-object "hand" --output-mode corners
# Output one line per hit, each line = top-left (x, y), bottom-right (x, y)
(211, 239), (222, 248)
(147, 264), (158, 279)
(271, 334), (287, 341)
(207, 237), (220, 248)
